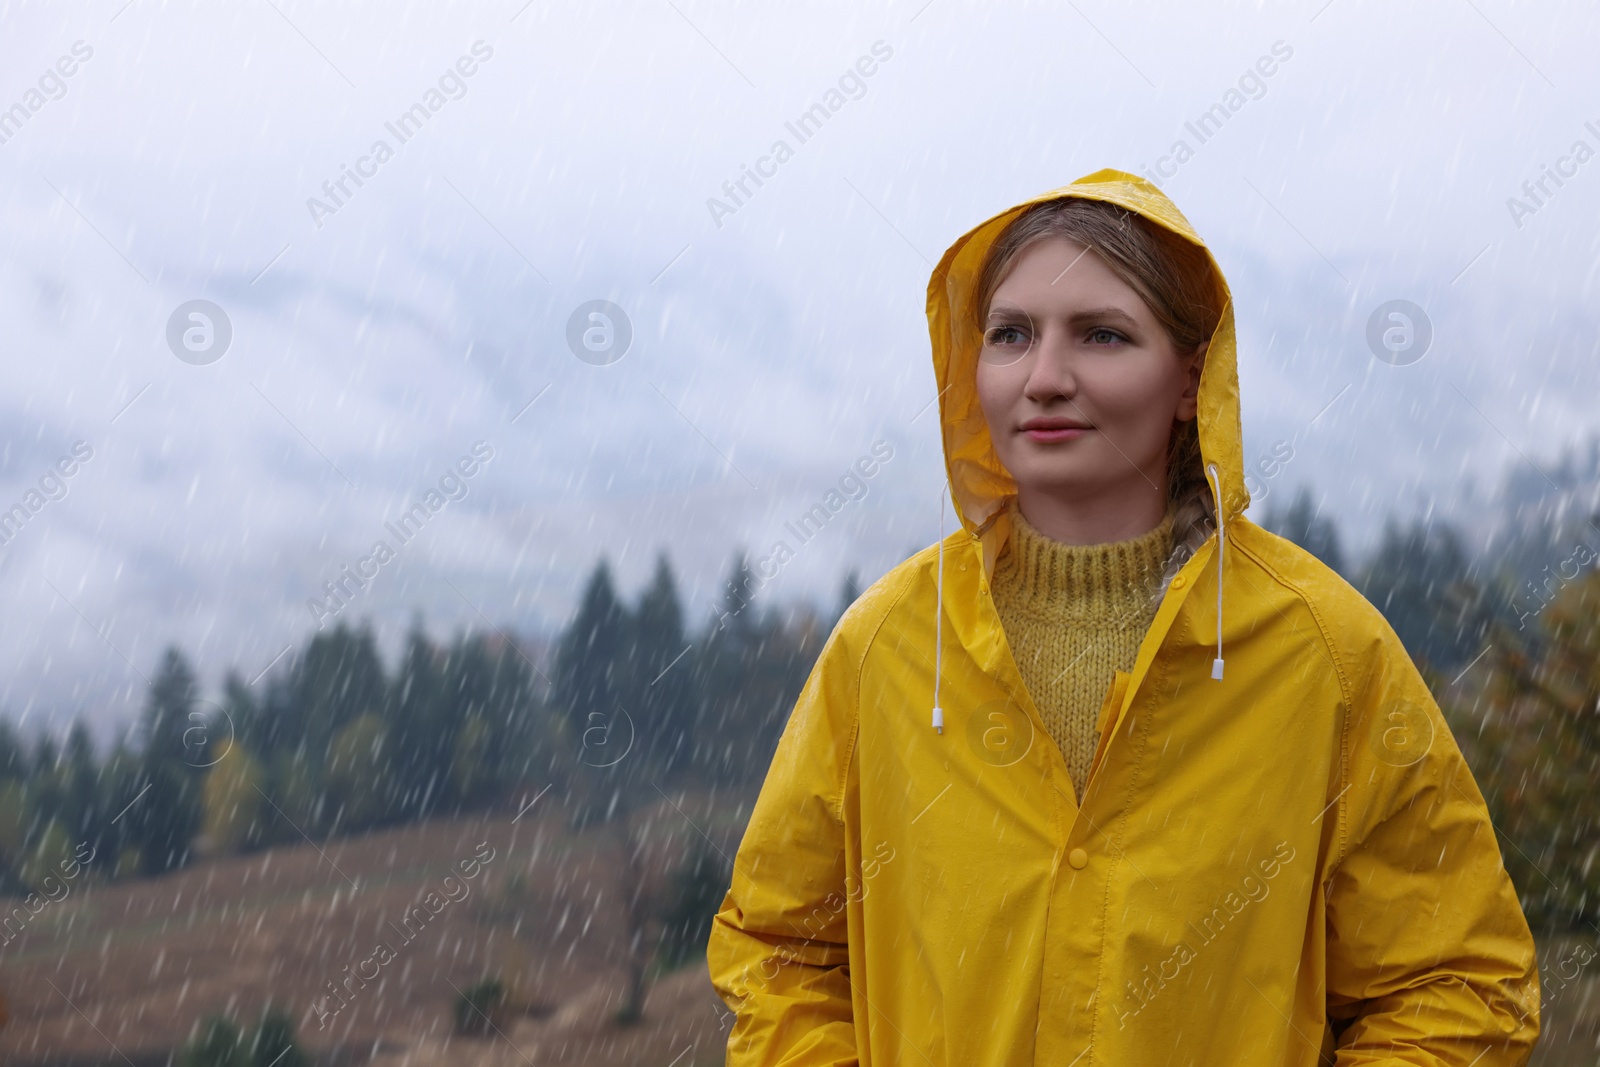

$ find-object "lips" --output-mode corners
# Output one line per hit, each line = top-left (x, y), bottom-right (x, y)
(1019, 417), (1092, 443)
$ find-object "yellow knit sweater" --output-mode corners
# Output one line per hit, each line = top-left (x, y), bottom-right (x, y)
(991, 502), (1175, 802)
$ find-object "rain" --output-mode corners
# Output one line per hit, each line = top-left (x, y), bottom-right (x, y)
(0, 0), (1597, 1063)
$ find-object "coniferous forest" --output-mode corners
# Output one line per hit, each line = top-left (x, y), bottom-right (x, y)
(0, 552), (830, 896)
(1, 481), (1597, 941)
(0, 467), (1598, 1062)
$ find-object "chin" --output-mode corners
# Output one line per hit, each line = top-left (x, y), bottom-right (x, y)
(1010, 463), (1097, 496)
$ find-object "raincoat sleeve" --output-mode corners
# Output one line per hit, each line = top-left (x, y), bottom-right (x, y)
(707, 623), (861, 1066)
(1324, 629), (1540, 1064)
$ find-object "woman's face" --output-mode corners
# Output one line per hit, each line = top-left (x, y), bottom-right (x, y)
(975, 236), (1204, 510)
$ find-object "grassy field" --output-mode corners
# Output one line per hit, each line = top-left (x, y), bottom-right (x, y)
(0, 791), (740, 1066)
(0, 790), (1594, 1065)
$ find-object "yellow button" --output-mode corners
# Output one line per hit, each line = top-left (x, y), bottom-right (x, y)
(1171, 574), (1187, 589)
(1068, 848), (1088, 869)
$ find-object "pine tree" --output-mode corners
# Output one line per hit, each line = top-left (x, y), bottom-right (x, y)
(130, 647), (204, 875)
(1262, 486), (1346, 575)
(712, 551), (758, 634)
(142, 647), (199, 759)
(31, 734), (60, 779)
(695, 553), (822, 786)
(290, 623), (386, 759)
(387, 617), (448, 820)
(553, 561), (656, 1019)
(62, 722), (99, 842)
(0, 720), (25, 780)
(220, 671), (261, 758)
(555, 561), (631, 754)
(634, 554), (693, 777)
(1356, 516), (1481, 672)
(26, 734), (65, 849)
(834, 569), (863, 627)
(96, 743), (146, 877)
(441, 633), (545, 807)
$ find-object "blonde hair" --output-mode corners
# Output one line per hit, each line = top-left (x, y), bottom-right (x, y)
(975, 197), (1227, 605)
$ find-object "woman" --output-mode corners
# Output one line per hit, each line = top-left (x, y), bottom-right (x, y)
(707, 169), (1540, 1064)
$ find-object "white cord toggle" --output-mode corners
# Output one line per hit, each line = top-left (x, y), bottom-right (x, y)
(1205, 462), (1225, 681)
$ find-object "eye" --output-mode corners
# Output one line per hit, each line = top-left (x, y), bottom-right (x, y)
(1087, 327), (1127, 346)
(984, 324), (1029, 347)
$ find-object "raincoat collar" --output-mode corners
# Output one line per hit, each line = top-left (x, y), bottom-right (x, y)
(925, 168), (1247, 579)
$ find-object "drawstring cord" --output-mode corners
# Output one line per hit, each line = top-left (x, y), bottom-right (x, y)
(1205, 462), (1225, 681)
(932, 483), (948, 733)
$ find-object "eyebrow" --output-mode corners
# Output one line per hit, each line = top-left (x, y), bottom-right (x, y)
(985, 304), (1142, 328)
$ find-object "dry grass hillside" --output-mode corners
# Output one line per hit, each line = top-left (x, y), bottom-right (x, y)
(1, 788), (1596, 1064)
(0, 789), (744, 1066)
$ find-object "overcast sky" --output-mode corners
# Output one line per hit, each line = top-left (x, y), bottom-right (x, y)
(1, 0), (1597, 739)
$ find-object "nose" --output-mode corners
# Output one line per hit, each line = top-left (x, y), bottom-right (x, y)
(1021, 326), (1077, 402)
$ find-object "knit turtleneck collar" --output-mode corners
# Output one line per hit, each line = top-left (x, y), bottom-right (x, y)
(995, 500), (1175, 620)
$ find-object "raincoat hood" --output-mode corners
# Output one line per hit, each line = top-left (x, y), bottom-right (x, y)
(709, 172), (1540, 1066)
(928, 168), (1247, 567)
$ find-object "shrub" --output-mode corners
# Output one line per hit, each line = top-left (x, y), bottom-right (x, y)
(453, 976), (507, 1037)
(656, 838), (733, 971)
(178, 1015), (248, 1067)
(180, 1007), (307, 1067)
(245, 1006), (309, 1067)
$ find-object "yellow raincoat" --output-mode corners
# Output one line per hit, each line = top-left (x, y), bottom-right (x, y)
(707, 169), (1540, 1065)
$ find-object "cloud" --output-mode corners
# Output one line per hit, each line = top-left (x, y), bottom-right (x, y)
(0, 0), (1596, 736)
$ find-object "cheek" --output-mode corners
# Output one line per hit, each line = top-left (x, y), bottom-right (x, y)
(974, 362), (998, 408)
(974, 363), (1016, 436)
(1073, 362), (1182, 465)
(1090, 358), (1185, 426)
(972, 363), (998, 415)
